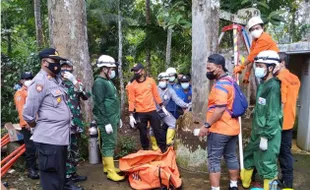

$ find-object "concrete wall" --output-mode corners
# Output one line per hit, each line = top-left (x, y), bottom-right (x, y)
(297, 56), (310, 151)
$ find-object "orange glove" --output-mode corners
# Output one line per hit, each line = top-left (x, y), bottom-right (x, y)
(243, 72), (251, 84)
(233, 65), (245, 74)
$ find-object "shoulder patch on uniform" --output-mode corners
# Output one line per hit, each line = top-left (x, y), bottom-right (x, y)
(16, 95), (22, 101)
(57, 97), (62, 103)
(36, 84), (43, 92)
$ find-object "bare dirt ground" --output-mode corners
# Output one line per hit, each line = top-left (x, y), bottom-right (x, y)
(2, 151), (310, 190)
(2, 118), (310, 190)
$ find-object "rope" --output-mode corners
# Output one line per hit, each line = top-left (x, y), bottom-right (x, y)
(177, 164), (229, 175)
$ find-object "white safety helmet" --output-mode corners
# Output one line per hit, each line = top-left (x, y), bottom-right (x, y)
(97, 55), (117, 68)
(254, 50), (280, 65)
(166, 67), (177, 75)
(247, 16), (264, 30)
(158, 72), (169, 80)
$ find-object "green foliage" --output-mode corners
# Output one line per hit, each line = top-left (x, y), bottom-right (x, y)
(78, 132), (90, 160)
(157, 1), (191, 30)
(220, 0), (295, 26)
(115, 135), (138, 159)
(1, 53), (41, 125)
(1, 0), (45, 124)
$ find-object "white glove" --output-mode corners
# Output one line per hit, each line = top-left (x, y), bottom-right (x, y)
(259, 137), (268, 151)
(105, 124), (113, 134)
(161, 106), (170, 116)
(64, 72), (78, 85)
(129, 115), (136, 129)
(119, 119), (123, 128)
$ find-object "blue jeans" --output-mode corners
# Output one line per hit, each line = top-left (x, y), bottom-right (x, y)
(207, 132), (239, 173)
(279, 129), (294, 188)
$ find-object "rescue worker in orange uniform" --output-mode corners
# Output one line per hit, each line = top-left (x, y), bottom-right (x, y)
(14, 72), (39, 179)
(234, 16), (279, 83)
(273, 52), (300, 189)
(127, 63), (168, 153)
(199, 54), (240, 190)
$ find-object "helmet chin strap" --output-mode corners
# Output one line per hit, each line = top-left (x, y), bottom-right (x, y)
(262, 64), (274, 80)
(102, 67), (110, 79)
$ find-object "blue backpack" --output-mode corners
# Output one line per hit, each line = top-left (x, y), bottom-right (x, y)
(219, 77), (248, 118)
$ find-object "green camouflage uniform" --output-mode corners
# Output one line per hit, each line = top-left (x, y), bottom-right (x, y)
(63, 79), (90, 178)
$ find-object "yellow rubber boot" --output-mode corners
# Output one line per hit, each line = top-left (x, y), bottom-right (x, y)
(166, 129), (176, 145)
(264, 179), (271, 190)
(150, 136), (159, 151)
(102, 159), (121, 173)
(240, 168), (254, 188)
(103, 157), (125, 181)
(264, 179), (278, 190)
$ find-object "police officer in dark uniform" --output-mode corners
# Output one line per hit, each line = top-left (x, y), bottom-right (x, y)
(23, 48), (82, 190)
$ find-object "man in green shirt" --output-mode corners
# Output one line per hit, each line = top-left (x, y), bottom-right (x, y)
(92, 55), (124, 182)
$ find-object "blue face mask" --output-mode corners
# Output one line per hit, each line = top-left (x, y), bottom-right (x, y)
(109, 70), (116, 79)
(181, 82), (190, 89)
(169, 76), (175, 82)
(255, 67), (266, 78)
(158, 81), (167, 89)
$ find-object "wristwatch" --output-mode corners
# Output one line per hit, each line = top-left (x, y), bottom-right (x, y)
(204, 122), (211, 128)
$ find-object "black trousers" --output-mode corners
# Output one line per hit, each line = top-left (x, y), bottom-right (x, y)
(21, 128), (37, 169)
(136, 110), (167, 152)
(279, 129), (294, 188)
(35, 143), (67, 190)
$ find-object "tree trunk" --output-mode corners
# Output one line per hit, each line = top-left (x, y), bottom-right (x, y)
(290, 8), (297, 42)
(165, 28), (172, 69)
(145, 0), (151, 24)
(34, 0), (44, 49)
(48, 0), (93, 122)
(175, 0), (219, 171)
(192, 0), (219, 122)
(145, 0), (151, 75)
(7, 32), (12, 57)
(301, 0), (310, 40)
(118, 0), (125, 116)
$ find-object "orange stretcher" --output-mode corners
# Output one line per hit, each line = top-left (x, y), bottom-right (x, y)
(1, 133), (26, 178)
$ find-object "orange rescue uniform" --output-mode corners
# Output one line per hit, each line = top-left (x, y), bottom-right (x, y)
(207, 77), (240, 136)
(248, 32), (279, 62)
(277, 69), (300, 130)
(127, 77), (163, 113)
(14, 86), (28, 127)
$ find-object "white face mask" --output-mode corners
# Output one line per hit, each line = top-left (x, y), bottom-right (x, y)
(24, 80), (32, 87)
(251, 29), (263, 39)
(169, 76), (175, 82)
(158, 81), (167, 89)
(255, 67), (266, 78)
(109, 70), (116, 79)
(181, 82), (190, 89)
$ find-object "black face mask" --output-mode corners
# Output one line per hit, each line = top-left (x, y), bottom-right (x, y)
(206, 70), (216, 80)
(46, 62), (61, 74)
(134, 73), (142, 80)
